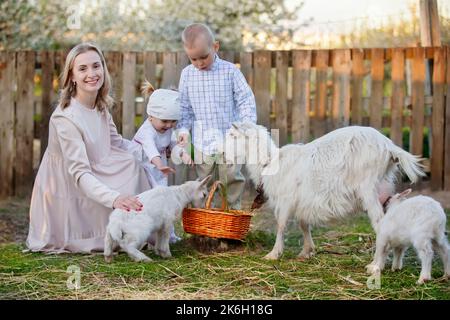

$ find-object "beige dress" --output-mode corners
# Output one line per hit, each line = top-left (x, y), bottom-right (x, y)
(26, 98), (150, 253)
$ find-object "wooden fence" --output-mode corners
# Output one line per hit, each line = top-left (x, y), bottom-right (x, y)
(0, 47), (449, 198)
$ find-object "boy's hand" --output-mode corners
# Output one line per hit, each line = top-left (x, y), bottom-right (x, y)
(181, 151), (194, 167)
(177, 133), (189, 147)
(158, 166), (176, 176)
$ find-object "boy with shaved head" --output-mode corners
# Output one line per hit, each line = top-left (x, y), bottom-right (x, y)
(177, 23), (257, 210)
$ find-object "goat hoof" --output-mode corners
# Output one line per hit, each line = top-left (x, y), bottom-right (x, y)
(104, 255), (113, 263)
(366, 264), (380, 275)
(417, 277), (431, 285)
(136, 256), (152, 263)
(298, 250), (315, 260)
(263, 252), (279, 260)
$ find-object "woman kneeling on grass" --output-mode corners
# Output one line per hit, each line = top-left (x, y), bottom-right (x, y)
(26, 43), (150, 253)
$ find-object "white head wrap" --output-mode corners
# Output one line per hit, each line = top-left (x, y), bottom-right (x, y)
(146, 89), (180, 120)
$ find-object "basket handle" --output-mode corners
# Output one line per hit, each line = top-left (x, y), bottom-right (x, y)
(204, 181), (229, 211)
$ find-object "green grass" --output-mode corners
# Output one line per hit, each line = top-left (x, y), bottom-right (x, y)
(0, 199), (449, 300)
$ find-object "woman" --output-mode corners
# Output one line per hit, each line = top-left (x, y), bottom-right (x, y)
(26, 43), (150, 253)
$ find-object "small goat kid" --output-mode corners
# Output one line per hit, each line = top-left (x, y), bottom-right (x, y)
(104, 175), (211, 262)
(366, 189), (450, 284)
(224, 123), (425, 260)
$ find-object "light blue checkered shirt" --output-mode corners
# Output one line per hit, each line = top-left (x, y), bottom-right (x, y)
(177, 55), (257, 155)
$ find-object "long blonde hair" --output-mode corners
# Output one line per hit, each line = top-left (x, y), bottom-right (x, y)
(59, 42), (113, 111)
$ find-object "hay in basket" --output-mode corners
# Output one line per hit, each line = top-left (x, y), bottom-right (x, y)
(182, 180), (254, 240)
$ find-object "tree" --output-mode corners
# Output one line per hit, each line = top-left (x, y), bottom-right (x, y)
(0, 0), (70, 50)
(1, 0), (307, 51)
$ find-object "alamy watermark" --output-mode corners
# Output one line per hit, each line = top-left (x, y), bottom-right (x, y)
(170, 122), (280, 176)
(66, 5), (81, 30)
(66, 265), (81, 290)
(366, 271), (381, 289)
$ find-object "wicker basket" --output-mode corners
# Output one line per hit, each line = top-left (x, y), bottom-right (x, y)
(182, 181), (253, 240)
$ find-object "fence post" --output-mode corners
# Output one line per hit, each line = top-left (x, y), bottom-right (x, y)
(391, 48), (406, 147)
(292, 50), (311, 143)
(161, 52), (177, 89)
(369, 49), (385, 130)
(274, 51), (288, 145)
(313, 50), (329, 138)
(239, 52), (254, 89)
(351, 49), (365, 126)
(429, 47), (446, 190)
(40, 51), (55, 160)
(0, 51), (15, 199)
(411, 47), (426, 157)
(122, 52), (136, 139)
(444, 47), (450, 191)
(254, 51), (272, 129)
(106, 51), (124, 133)
(15, 51), (35, 196)
(331, 49), (351, 129)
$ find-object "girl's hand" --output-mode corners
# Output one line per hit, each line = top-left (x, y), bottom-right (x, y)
(158, 166), (176, 176)
(113, 195), (143, 212)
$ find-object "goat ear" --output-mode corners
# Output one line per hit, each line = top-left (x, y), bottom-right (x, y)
(399, 188), (412, 197)
(199, 175), (212, 187)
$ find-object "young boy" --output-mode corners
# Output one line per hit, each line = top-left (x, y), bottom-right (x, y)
(177, 23), (257, 210)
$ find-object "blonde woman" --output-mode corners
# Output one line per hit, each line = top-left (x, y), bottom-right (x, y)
(26, 43), (150, 253)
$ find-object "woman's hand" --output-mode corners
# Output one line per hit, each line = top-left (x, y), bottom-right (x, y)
(113, 195), (143, 212)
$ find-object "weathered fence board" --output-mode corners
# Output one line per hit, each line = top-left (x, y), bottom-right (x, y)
(122, 52), (136, 139)
(411, 47), (426, 156)
(430, 48), (445, 190)
(143, 51), (157, 88)
(369, 49), (385, 129)
(274, 51), (288, 145)
(106, 51), (123, 132)
(351, 49), (365, 126)
(239, 52), (253, 88)
(161, 52), (177, 89)
(292, 50), (311, 143)
(253, 51), (272, 128)
(444, 47), (450, 191)
(40, 51), (55, 160)
(313, 50), (329, 138)
(391, 48), (405, 147)
(0, 51), (16, 198)
(15, 51), (35, 196)
(331, 49), (351, 129)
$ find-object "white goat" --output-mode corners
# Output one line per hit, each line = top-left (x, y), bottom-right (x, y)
(366, 189), (450, 284)
(104, 175), (211, 262)
(223, 122), (425, 260)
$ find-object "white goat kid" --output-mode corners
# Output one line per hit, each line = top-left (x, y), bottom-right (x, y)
(366, 189), (450, 284)
(224, 122), (425, 260)
(104, 175), (211, 263)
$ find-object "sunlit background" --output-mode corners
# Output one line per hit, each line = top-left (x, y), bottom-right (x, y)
(1, 0), (449, 51)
